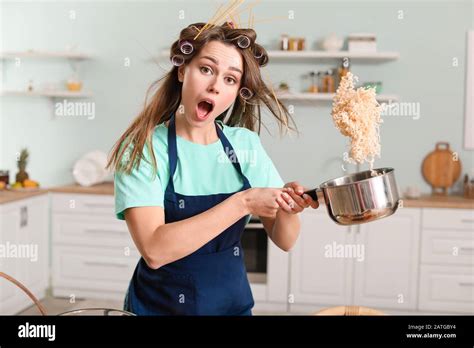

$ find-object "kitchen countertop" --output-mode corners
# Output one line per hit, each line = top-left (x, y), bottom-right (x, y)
(1, 181), (473, 209)
(48, 181), (114, 195)
(401, 194), (474, 209)
(0, 182), (114, 205)
(0, 189), (49, 205)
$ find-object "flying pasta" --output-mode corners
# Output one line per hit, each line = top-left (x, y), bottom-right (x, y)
(331, 72), (383, 172)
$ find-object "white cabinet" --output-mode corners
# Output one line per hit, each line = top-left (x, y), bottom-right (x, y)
(289, 207), (421, 314)
(288, 206), (474, 314)
(51, 193), (139, 301)
(0, 194), (49, 315)
(266, 239), (290, 303)
(353, 208), (421, 310)
(419, 265), (474, 313)
(289, 208), (352, 308)
(418, 208), (474, 313)
(0, 205), (22, 314)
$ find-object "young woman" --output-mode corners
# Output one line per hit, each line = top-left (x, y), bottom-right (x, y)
(107, 22), (319, 316)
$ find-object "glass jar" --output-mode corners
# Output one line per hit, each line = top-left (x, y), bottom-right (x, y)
(288, 38), (299, 51)
(280, 34), (289, 51)
(298, 38), (306, 51)
(0, 170), (10, 186)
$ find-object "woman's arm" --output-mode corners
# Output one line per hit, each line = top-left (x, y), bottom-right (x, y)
(124, 188), (283, 270)
(261, 211), (301, 252)
(260, 181), (319, 251)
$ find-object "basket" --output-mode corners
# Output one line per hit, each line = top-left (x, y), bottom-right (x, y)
(0, 271), (135, 316)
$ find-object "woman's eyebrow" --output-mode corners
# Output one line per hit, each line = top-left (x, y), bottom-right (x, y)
(201, 55), (243, 75)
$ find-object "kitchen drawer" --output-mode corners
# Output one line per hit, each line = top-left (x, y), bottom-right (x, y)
(419, 265), (474, 313)
(52, 193), (115, 217)
(52, 245), (140, 294)
(421, 229), (474, 266)
(422, 208), (474, 230)
(52, 213), (135, 248)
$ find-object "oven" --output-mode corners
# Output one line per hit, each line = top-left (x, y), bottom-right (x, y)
(241, 215), (268, 284)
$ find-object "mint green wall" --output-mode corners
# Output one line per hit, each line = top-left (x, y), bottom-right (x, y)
(1, 0), (472, 194)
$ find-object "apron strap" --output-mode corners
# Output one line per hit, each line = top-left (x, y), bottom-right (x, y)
(166, 114), (251, 194)
(166, 114), (178, 194)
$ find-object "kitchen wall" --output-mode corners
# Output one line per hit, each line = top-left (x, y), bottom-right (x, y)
(1, 0), (472, 193)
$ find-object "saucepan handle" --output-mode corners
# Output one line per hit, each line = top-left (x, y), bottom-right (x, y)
(303, 187), (321, 202)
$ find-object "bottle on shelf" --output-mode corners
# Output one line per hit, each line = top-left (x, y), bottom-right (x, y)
(322, 69), (335, 93)
(317, 71), (324, 92)
(280, 34), (289, 51)
(308, 71), (318, 93)
(337, 57), (351, 88)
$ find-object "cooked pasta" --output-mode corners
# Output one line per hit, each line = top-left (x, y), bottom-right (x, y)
(331, 72), (382, 173)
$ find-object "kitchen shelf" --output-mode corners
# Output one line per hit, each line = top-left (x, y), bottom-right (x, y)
(1, 90), (92, 98)
(276, 92), (399, 102)
(157, 50), (399, 62)
(267, 50), (400, 61)
(0, 50), (92, 60)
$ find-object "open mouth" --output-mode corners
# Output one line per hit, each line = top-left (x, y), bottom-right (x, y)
(196, 99), (214, 120)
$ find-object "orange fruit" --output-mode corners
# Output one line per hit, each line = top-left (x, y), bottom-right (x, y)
(23, 179), (39, 188)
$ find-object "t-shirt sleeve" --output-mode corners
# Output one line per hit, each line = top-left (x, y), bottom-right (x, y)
(114, 143), (164, 220)
(249, 132), (285, 188)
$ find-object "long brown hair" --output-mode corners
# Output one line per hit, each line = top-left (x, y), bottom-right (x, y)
(106, 22), (296, 177)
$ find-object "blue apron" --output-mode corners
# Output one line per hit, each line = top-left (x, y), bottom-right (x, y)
(124, 114), (254, 316)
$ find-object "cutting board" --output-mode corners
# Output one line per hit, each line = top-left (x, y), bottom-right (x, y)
(422, 142), (462, 195)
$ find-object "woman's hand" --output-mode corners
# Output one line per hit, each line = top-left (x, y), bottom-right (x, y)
(242, 188), (284, 218)
(277, 181), (319, 214)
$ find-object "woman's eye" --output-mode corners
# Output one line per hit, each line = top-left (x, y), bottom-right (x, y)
(200, 66), (212, 75)
(225, 77), (237, 85)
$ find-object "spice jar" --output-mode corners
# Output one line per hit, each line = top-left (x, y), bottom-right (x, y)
(298, 38), (306, 51)
(0, 170), (9, 186)
(280, 34), (289, 51)
(288, 37), (299, 51)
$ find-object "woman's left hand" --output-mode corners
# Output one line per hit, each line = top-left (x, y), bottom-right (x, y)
(277, 181), (320, 214)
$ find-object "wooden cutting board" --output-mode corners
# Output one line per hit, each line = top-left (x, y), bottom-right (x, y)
(422, 142), (462, 195)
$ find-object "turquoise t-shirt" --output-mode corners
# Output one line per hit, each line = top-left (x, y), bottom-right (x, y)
(114, 120), (285, 220)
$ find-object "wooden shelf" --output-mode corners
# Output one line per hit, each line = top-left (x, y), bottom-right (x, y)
(1, 90), (92, 98)
(0, 50), (92, 60)
(267, 50), (400, 61)
(276, 92), (399, 102)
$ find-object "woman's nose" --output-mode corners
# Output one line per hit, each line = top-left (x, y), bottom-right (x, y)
(207, 80), (220, 95)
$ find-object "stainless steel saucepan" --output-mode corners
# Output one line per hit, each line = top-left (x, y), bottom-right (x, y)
(303, 167), (401, 225)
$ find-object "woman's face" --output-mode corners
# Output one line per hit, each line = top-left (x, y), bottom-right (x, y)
(178, 40), (243, 127)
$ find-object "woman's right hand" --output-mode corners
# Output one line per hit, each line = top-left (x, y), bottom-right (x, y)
(241, 187), (284, 217)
